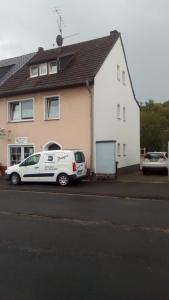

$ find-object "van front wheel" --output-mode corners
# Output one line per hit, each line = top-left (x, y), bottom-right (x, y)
(57, 174), (70, 187)
(10, 173), (21, 185)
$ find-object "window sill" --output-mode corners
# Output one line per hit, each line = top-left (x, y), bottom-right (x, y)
(8, 119), (34, 123)
(39, 73), (48, 76)
(45, 117), (60, 121)
(30, 75), (38, 78)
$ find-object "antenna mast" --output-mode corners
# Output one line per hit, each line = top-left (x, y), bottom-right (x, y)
(53, 8), (64, 47)
(52, 8), (79, 47)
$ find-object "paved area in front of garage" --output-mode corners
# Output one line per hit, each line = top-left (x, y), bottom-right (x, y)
(117, 170), (169, 183)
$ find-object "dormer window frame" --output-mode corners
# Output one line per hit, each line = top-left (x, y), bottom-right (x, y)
(30, 65), (39, 78)
(39, 63), (47, 76)
(48, 61), (58, 74)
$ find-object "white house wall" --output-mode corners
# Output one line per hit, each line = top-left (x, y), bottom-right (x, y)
(94, 37), (140, 170)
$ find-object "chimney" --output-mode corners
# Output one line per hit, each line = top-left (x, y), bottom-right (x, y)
(38, 47), (44, 53)
(110, 30), (119, 36)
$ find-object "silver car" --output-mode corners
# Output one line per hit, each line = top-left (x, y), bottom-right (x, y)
(142, 152), (168, 175)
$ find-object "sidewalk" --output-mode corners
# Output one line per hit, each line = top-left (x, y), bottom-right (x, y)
(0, 173), (169, 200)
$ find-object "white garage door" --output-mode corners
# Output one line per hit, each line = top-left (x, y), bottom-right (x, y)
(96, 141), (116, 174)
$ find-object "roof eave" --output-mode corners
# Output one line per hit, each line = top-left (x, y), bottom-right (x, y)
(0, 79), (94, 98)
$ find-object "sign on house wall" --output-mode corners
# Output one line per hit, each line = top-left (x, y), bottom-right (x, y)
(15, 137), (28, 145)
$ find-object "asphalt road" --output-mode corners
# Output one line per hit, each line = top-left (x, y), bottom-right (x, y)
(0, 187), (169, 299)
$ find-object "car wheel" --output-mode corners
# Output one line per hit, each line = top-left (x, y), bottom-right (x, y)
(10, 173), (21, 185)
(57, 174), (70, 187)
(142, 169), (148, 175)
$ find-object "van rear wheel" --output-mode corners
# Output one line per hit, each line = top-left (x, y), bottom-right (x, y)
(57, 174), (70, 187)
(10, 173), (21, 185)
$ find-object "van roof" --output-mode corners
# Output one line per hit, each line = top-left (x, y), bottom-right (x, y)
(35, 150), (83, 155)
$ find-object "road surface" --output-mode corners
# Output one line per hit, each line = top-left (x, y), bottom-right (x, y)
(0, 187), (169, 299)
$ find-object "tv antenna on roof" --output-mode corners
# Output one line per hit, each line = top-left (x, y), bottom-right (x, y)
(53, 8), (64, 47)
(52, 7), (79, 47)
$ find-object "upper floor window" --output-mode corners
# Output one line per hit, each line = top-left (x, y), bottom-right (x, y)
(123, 106), (126, 121)
(49, 61), (57, 74)
(30, 65), (38, 78)
(9, 99), (34, 122)
(30, 60), (58, 78)
(122, 70), (126, 85)
(117, 64), (120, 81)
(45, 96), (60, 120)
(123, 144), (126, 156)
(39, 63), (47, 76)
(117, 104), (120, 119)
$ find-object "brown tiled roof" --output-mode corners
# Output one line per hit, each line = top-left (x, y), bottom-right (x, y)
(0, 31), (120, 97)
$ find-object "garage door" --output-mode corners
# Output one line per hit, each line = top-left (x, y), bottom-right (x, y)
(96, 141), (116, 174)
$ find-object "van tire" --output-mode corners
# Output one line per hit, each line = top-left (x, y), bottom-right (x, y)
(57, 173), (70, 187)
(10, 173), (21, 185)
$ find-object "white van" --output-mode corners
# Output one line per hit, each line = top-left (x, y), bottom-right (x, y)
(5, 150), (87, 186)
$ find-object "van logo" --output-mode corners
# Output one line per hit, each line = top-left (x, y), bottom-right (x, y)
(58, 154), (69, 161)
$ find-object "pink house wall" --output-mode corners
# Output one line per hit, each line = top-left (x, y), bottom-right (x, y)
(0, 86), (91, 167)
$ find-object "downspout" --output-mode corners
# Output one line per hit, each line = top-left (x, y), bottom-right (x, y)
(86, 80), (94, 175)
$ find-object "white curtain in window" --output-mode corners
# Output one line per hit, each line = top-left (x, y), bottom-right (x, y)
(10, 102), (20, 120)
(47, 97), (59, 118)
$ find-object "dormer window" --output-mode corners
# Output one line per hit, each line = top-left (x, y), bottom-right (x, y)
(30, 65), (38, 78)
(48, 61), (57, 74)
(39, 63), (47, 76)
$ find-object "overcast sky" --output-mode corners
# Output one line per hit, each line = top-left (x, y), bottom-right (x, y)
(0, 0), (168, 102)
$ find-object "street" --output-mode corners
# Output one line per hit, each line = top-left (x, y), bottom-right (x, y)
(0, 185), (169, 299)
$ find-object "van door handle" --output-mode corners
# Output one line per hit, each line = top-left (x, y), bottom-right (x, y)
(34, 166), (39, 169)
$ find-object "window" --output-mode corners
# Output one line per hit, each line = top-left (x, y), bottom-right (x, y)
(123, 144), (126, 156)
(9, 99), (33, 122)
(30, 65), (38, 78)
(20, 154), (40, 166)
(75, 152), (85, 163)
(39, 63), (47, 76)
(117, 143), (121, 156)
(9, 145), (34, 166)
(45, 96), (60, 120)
(117, 64), (120, 81)
(123, 107), (126, 122)
(117, 104), (120, 119)
(48, 61), (57, 74)
(122, 70), (125, 85)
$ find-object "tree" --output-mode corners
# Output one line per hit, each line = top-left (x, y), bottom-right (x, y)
(140, 100), (169, 151)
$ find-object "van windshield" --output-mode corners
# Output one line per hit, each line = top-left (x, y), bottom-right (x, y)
(75, 152), (85, 163)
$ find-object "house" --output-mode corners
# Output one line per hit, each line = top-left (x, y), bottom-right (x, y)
(0, 30), (140, 175)
(0, 52), (35, 87)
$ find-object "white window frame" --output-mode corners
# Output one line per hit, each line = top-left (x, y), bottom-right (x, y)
(48, 61), (58, 74)
(44, 95), (60, 120)
(117, 104), (120, 120)
(7, 144), (35, 167)
(8, 98), (35, 123)
(30, 65), (39, 78)
(117, 64), (120, 81)
(39, 63), (47, 76)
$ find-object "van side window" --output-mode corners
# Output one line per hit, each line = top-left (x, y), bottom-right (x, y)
(20, 154), (40, 166)
(75, 152), (85, 163)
